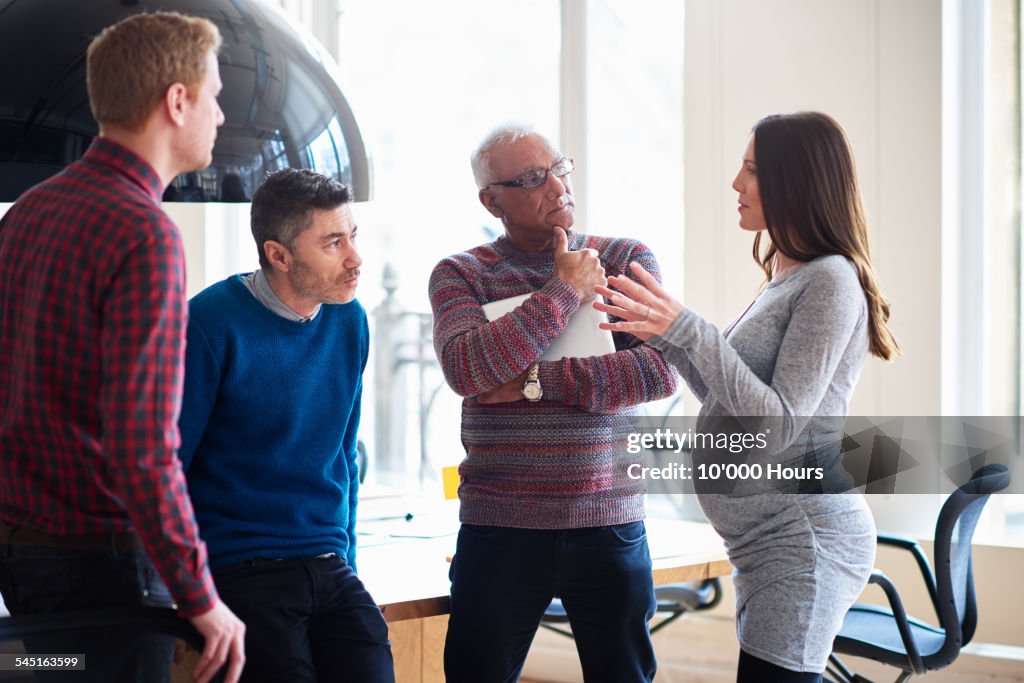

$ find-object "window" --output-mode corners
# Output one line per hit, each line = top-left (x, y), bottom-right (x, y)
(588, 0), (685, 299)
(327, 0), (685, 493)
(942, 0), (1023, 541)
(334, 0), (561, 490)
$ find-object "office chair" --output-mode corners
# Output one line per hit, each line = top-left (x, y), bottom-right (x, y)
(357, 439), (369, 484)
(0, 605), (226, 682)
(827, 464), (1011, 683)
(540, 578), (722, 638)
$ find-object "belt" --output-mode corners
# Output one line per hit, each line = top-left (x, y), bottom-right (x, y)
(0, 520), (145, 552)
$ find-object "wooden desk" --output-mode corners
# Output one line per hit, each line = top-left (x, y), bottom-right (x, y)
(356, 511), (730, 683)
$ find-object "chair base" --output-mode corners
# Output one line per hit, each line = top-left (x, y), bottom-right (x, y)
(827, 653), (912, 683)
(537, 608), (689, 639)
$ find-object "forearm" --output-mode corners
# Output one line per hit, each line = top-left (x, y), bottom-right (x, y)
(652, 336), (711, 401)
(104, 358), (217, 616)
(537, 238), (678, 413)
(112, 462), (218, 616)
(432, 275), (580, 397)
(651, 309), (788, 414)
(650, 309), (809, 450)
(539, 343), (679, 414)
(649, 275), (861, 449)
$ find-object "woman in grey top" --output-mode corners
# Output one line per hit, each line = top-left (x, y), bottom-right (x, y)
(595, 112), (900, 682)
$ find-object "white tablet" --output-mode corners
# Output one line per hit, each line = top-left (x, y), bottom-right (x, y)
(481, 292), (617, 361)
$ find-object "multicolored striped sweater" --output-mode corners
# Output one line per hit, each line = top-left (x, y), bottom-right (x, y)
(429, 230), (679, 529)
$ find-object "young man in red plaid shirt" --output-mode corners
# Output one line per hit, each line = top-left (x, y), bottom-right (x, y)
(0, 12), (244, 683)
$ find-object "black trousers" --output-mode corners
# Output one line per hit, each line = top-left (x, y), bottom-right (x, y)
(213, 555), (394, 683)
(737, 649), (823, 683)
(0, 526), (174, 683)
(444, 522), (657, 683)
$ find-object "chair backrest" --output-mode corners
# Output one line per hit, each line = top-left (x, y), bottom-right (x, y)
(927, 464), (1010, 669)
(357, 439), (368, 484)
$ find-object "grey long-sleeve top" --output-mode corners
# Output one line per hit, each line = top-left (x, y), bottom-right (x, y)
(648, 255), (875, 673)
(649, 254), (868, 461)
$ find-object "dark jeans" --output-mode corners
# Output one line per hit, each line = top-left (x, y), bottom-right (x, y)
(737, 650), (823, 683)
(444, 522), (657, 683)
(0, 528), (174, 683)
(213, 555), (394, 683)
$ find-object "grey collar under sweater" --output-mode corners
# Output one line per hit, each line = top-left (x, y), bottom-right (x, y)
(240, 269), (321, 322)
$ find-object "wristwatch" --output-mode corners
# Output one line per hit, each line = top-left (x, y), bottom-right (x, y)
(522, 364), (543, 402)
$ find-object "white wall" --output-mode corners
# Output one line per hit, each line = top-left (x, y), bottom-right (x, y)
(682, 0), (942, 418)
(165, 203), (260, 298)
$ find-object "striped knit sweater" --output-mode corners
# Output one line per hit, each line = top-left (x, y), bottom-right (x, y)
(429, 230), (679, 529)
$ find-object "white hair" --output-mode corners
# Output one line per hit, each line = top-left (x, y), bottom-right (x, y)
(470, 123), (556, 189)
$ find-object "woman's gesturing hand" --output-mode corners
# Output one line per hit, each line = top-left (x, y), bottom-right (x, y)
(593, 262), (684, 342)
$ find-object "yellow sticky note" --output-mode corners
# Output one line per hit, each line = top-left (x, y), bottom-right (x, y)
(442, 466), (461, 500)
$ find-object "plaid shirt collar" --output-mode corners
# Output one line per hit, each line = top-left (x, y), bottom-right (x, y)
(81, 136), (165, 204)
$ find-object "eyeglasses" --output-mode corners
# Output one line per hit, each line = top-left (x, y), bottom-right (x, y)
(485, 157), (574, 190)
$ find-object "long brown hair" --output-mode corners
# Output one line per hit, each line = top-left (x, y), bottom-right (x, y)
(751, 111), (899, 360)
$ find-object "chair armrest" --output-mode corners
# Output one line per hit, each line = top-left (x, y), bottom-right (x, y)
(654, 578), (722, 612)
(867, 570), (926, 675)
(876, 532), (920, 550)
(877, 532), (940, 615)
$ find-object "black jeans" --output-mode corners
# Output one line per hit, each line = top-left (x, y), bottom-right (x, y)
(444, 522), (657, 683)
(213, 555), (394, 683)
(737, 649), (823, 683)
(0, 529), (174, 683)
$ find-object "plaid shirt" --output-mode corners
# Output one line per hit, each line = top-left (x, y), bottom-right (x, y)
(0, 137), (216, 617)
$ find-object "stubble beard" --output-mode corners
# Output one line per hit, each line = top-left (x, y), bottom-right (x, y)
(291, 258), (360, 304)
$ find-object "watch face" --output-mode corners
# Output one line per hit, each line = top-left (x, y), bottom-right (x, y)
(523, 383), (542, 401)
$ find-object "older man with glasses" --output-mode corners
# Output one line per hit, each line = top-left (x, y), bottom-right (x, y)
(428, 124), (679, 683)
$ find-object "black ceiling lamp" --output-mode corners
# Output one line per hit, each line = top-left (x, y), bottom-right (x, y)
(0, 0), (372, 203)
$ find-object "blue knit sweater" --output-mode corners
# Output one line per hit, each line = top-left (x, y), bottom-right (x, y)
(178, 275), (369, 571)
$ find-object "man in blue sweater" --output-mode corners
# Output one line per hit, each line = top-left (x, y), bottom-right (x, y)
(178, 169), (394, 683)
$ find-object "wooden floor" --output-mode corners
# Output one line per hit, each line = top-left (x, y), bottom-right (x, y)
(518, 613), (1024, 683)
